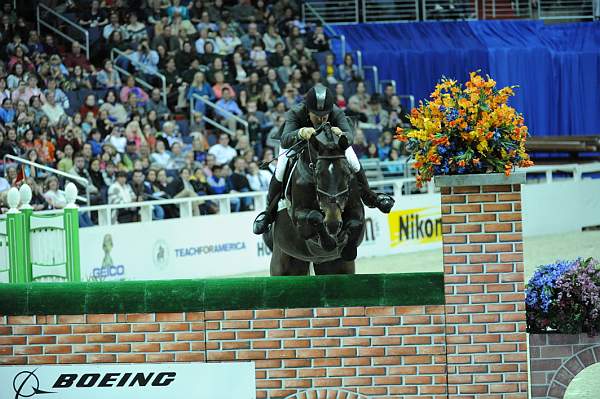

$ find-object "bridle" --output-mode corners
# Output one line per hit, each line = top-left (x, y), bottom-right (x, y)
(307, 149), (349, 206)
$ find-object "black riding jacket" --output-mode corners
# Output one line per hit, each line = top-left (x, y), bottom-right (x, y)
(276, 103), (355, 149)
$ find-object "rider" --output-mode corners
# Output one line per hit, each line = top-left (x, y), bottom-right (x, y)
(252, 83), (395, 235)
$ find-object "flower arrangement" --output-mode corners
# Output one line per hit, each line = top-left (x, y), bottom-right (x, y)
(526, 258), (600, 335)
(395, 71), (534, 187)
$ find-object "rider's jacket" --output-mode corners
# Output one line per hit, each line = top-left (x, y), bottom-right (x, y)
(274, 103), (355, 149)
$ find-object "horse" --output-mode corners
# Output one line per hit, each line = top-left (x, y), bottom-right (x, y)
(263, 126), (365, 276)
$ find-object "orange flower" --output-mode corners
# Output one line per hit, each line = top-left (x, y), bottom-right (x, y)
(458, 160), (466, 167)
(473, 158), (480, 165)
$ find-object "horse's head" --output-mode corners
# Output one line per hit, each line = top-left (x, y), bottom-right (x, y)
(309, 126), (352, 237)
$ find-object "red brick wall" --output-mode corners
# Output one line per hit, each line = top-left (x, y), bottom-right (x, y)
(1, 306), (446, 399)
(441, 183), (528, 398)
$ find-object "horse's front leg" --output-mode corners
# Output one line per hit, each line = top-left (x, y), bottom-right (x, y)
(294, 208), (336, 251)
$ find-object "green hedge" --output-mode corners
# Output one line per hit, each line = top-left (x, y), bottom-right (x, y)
(0, 273), (444, 315)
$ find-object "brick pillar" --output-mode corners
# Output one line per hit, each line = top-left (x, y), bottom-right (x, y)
(436, 173), (528, 399)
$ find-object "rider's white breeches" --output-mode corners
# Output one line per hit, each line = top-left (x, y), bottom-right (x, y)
(274, 145), (361, 182)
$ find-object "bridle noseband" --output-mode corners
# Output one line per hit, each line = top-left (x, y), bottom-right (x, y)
(313, 154), (349, 205)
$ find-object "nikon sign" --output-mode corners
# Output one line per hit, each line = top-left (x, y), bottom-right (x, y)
(1, 362), (255, 399)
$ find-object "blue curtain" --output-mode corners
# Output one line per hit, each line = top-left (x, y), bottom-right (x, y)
(332, 21), (600, 136)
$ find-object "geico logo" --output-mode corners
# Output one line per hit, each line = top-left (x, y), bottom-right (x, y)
(52, 372), (176, 388)
(92, 265), (125, 278)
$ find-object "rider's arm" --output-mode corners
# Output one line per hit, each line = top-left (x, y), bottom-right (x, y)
(330, 108), (355, 142)
(280, 109), (304, 148)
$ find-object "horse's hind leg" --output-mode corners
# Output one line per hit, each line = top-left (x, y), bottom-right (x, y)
(313, 260), (355, 275)
(270, 243), (310, 276)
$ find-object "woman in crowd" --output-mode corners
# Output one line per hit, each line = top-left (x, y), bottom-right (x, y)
(43, 175), (67, 209)
(96, 59), (122, 89)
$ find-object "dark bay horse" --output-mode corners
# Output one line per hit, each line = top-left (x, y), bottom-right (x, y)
(263, 127), (365, 275)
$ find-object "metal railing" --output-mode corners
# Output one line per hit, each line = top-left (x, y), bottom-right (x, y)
(537, 0), (595, 20)
(110, 48), (168, 106)
(2, 155), (90, 206)
(362, 65), (379, 95)
(37, 3), (90, 59)
(483, 0), (533, 18)
(304, 2), (347, 59)
(63, 175), (432, 227)
(423, 0), (478, 20)
(302, 1), (359, 23)
(363, 0), (419, 22)
(190, 93), (250, 137)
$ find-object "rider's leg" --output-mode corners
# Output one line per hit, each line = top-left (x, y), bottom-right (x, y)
(252, 150), (289, 235)
(346, 146), (395, 214)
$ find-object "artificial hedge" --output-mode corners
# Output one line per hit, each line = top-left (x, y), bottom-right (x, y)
(0, 273), (444, 315)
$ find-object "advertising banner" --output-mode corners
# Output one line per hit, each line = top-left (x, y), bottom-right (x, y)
(1, 362), (255, 399)
(79, 196), (443, 281)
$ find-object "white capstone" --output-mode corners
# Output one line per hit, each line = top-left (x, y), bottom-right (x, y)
(65, 182), (78, 207)
(19, 183), (33, 209)
(7, 187), (20, 212)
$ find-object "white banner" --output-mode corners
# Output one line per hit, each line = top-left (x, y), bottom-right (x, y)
(79, 197), (444, 281)
(0, 363), (255, 399)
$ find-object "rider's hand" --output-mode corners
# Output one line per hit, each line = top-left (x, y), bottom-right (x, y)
(331, 127), (344, 136)
(298, 127), (316, 140)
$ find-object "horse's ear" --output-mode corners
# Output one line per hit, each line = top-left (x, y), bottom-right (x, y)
(338, 134), (349, 151)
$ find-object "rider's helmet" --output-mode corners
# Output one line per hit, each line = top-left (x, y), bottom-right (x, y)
(305, 84), (335, 116)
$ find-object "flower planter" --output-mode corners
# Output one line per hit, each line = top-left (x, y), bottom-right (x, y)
(529, 333), (600, 399)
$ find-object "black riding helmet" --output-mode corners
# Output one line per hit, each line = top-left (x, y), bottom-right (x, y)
(305, 84), (335, 117)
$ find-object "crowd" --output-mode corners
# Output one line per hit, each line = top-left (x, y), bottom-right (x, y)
(0, 0), (407, 223)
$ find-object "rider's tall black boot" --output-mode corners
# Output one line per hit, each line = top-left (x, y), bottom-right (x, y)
(355, 167), (395, 213)
(252, 178), (283, 235)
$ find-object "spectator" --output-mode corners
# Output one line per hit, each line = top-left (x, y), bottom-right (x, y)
(170, 10), (197, 37)
(78, 0), (108, 30)
(320, 53), (339, 85)
(108, 171), (138, 223)
(131, 39), (160, 79)
(229, 156), (252, 211)
(212, 71), (235, 100)
(57, 143), (75, 172)
(263, 25), (285, 53)
(209, 133), (237, 166)
(246, 160), (270, 192)
(168, 142), (187, 170)
(167, 0), (189, 19)
(145, 88), (169, 120)
(215, 87), (243, 130)
(108, 127), (127, 154)
(96, 60), (122, 89)
(120, 75), (149, 105)
(79, 94), (100, 118)
(70, 153), (100, 200)
(103, 12), (128, 41)
(339, 53), (360, 83)
(349, 81), (370, 111)
(307, 23), (329, 52)
(126, 12), (148, 43)
(41, 91), (66, 126)
(352, 129), (369, 159)
(366, 95), (389, 131)
(241, 23), (262, 51)
(378, 131), (394, 160)
(150, 140), (172, 169)
(0, 98), (15, 125)
(44, 79), (69, 110)
(214, 22), (241, 56)
(43, 176), (67, 209)
(100, 90), (128, 125)
(64, 42), (94, 74)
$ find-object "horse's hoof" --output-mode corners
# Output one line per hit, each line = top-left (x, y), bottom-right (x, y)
(341, 245), (357, 261)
